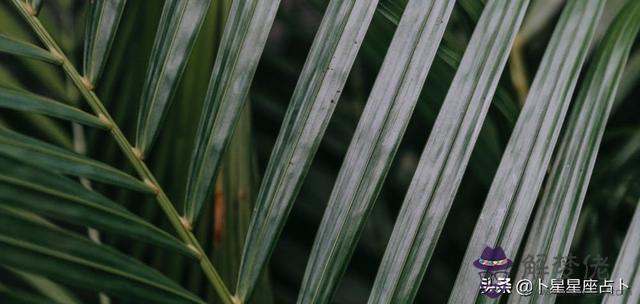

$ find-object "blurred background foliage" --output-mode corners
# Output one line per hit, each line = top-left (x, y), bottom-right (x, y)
(0, 0), (638, 303)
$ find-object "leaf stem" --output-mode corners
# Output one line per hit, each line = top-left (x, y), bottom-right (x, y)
(10, 1), (235, 303)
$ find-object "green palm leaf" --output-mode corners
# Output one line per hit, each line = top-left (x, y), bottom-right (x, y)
(184, 0), (281, 223)
(510, 1), (640, 302)
(135, 0), (211, 153)
(0, 207), (205, 304)
(297, 1), (456, 302)
(602, 200), (640, 304)
(0, 34), (60, 64)
(0, 128), (152, 193)
(0, 157), (192, 256)
(83, 0), (127, 84)
(0, 88), (105, 128)
(235, 0), (379, 300)
(449, 0), (605, 302)
(369, 0), (530, 302)
(9, 269), (81, 304)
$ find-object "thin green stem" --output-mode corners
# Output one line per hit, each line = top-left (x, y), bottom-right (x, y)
(10, 1), (236, 303)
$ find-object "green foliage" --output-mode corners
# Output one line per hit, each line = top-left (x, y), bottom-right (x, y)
(0, 0), (638, 303)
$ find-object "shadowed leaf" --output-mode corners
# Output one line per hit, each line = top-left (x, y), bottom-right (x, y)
(184, 0), (281, 222)
(135, 0), (211, 153)
(0, 128), (152, 193)
(0, 208), (205, 304)
(0, 88), (105, 128)
(0, 34), (59, 64)
(0, 157), (193, 257)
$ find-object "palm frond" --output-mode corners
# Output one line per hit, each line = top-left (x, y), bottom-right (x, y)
(369, 0), (529, 302)
(510, 1), (640, 302)
(0, 128), (152, 192)
(449, 0), (605, 302)
(0, 88), (105, 128)
(0, 157), (192, 256)
(83, 0), (127, 85)
(235, 0), (379, 300)
(135, 0), (211, 153)
(184, 0), (280, 223)
(297, 1), (456, 302)
(0, 34), (60, 64)
(0, 207), (205, 304)
(602, 200), (640, 304)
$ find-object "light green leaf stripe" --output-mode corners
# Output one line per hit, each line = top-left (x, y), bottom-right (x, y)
(602, 200), (640, 304)
(135, 0), (211, 153)
(9, 269), (81, 304)
(510, 1), (640, 302)
(0, 88), (106, 128)
(0, 34), (59, 64)
(0, 157), (193, 257)
(235, 0), (379, 301)
(0, 128), (152, 193)
(448, 0), (605, 302)
(369, 0), (530, 302)
(0, 208), (205, 304)
(83, 0), (127, 84)
(184, 0), (281, 222)
(377, 0), (520, 126)
(297, 1), (456, 303)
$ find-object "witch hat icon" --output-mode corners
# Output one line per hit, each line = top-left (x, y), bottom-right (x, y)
(473, 246), (513, 271)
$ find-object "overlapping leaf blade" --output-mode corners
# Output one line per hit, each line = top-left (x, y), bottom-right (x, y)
(0, 128), (151, 193)
(135, 0), (211, 153)
(297, 1), (456, 302)
(448, 0), (605, 302)
(235, 0), (379, 300)
(0, 88), (105, 128)
(602, 200), (640, 304)
(0, 34), (59, 64)
(509, 1), (640, 302)
(10, 270), (81, 304)
(0, 208), (205, 304)
(0, 157), (192, 256)
(368, 0), (530, 302)
(377, 0), (520, 126)
(83, 0), (127, 84)
(184, 0), (281, 222)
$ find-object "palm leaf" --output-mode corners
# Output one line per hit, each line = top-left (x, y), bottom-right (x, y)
(0, 286), (53, 304)
(0, 34), (60, 64)
(184, 0), (281, 222)
(297, 1), (456, 302)
(83, 0), (127, 84)
(135, 0), (211, 153)
(235, 0), (379, 300)
(368, 0), (530, 302)
(0, 156), (192, 256)
(602, 200), (640, 304)
(0, 207), (205, 304)
(0, 88), (106, 128)
(9, 269), (81, 304)
(0, 127), (152, 193)
(510, 1), (640, 302)
(448, 0), (605, 302)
